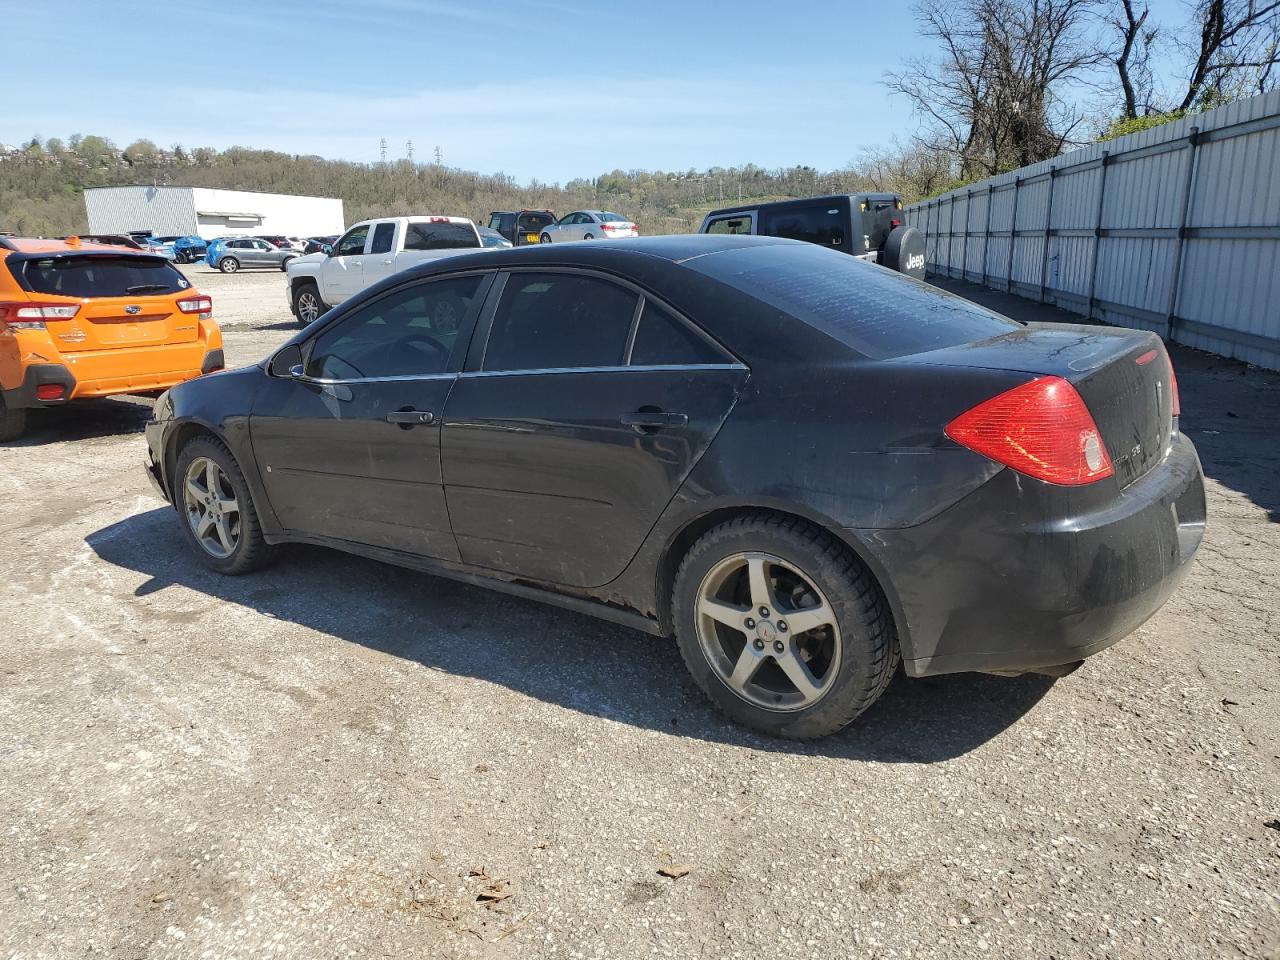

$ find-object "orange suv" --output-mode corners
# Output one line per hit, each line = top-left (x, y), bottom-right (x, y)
(0, 237), (223, 440)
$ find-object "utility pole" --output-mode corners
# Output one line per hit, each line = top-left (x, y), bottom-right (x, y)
(434, 145), (443, 165)
(379, 137), (387, 164)
(406, 140), (414, 162)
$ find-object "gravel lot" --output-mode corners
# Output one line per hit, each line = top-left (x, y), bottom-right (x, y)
(2, 265), (1277, 959)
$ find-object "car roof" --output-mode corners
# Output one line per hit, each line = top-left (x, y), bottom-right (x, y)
(0, 236), (155, 256)
(704, 193), (901, 219)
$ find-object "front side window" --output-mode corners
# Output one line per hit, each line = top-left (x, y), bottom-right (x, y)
(335, 225), (369, 257)
(304, 275), (484, 380)
(706, 215), (753, 235)
(483, 273), (637, 372)
(369, 222), (396, 255)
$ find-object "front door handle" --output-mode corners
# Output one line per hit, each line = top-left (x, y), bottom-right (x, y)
(386, 409), (435, 427)
(621, 410), (688, 429)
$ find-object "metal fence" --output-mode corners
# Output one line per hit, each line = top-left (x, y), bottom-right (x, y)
(904, 90), (1280, 370)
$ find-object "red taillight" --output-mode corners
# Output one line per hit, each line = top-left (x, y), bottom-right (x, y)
(890, 218), (902, 228)
(36, 383), (66, 401)
(1169, 359), (1180, 417)
(0, 301), (81, 330)
(176, 295), (213, 321)
(945, 376), (1114, 486)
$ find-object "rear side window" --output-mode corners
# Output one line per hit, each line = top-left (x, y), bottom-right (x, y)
(705, 215), (753, 235)
(404, 222), (480, 251)
(15, 255), (189, 298)
(759, 204), (847, 250)
(369, 222), (396, 254)
(489, 214), (514, 230)
(484, 273), (637, 372)
(688, 244), (1021, 360)
(630, 302), (726, 366)
(517, 212), (555, 231)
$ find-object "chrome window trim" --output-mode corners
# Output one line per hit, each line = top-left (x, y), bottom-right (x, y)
(458, 363), (746, 379)
(293, 371), (460, 387)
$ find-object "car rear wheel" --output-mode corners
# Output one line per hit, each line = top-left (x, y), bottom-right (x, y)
(292, 282), (327, 326)
(583, 233), (594, 240)
(0, 393), (27, 442)
(281, 257), (296, 272)
(175, 436), (276, 575)
(672, 514), (898, 739)
(219, 257), (240, 274)
(540, 233), (552, 244)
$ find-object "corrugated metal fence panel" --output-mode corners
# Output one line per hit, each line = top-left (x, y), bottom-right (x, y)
(905, 89), (1280, 370)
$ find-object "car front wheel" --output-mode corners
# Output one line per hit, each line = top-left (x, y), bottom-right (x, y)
(292, 282), (327, 326)
(174, 436), (276, 575)
(672, 514), (898, 739)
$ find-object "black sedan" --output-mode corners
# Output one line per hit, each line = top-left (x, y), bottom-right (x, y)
(143, 235), (1206, 739)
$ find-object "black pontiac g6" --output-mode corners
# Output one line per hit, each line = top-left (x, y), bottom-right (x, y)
(144, 235), (1206, 739)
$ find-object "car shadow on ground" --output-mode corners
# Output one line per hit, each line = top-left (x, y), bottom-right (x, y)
(929, 275), (1280, 523)
(87, 507), (1055, 764)
(2, 396), (153, 447)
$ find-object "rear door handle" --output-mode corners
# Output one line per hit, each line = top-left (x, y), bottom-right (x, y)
(621, 410), (688, 428)
(386, 409), (435, 426)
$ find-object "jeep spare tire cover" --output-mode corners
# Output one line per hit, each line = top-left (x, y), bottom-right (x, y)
(881, 225), (926, 280)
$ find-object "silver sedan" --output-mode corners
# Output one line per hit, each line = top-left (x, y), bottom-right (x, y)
(537, 210), (639, 243)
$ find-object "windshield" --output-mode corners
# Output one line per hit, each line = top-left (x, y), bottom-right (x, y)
(688, 243), (1022, 360)
(14, 255), (189, 298)
(597, 212), (626, 222)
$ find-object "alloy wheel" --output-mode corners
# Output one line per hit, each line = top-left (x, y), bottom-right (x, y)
(183, 457), (241, 559)
(695, 552), (842, 711)
(297, 291), (321, 324)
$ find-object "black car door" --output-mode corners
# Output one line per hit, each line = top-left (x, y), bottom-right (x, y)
(441, 270), (748, 588)
(249, 273), (492, 559)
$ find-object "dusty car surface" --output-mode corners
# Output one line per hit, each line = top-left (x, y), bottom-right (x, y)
(143, 235), (1205, 738)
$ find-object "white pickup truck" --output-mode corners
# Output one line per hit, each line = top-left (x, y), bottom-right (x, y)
(285, 216), (482, 324)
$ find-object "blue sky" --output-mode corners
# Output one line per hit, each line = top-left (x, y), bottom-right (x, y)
(6, 0), (1193, 184)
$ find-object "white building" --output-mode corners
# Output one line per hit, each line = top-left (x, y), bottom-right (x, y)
(83, 185), (345, 240)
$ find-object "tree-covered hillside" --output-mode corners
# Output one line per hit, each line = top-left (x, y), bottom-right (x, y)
(0, 136), (910, 237)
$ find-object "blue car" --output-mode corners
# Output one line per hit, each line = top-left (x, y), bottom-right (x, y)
(155, 235), (208, 264)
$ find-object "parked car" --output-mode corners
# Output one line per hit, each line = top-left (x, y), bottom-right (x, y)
(130, 235), (178, 262)
(256, 235), (304, 252)
(478, 226), (513, 249)
(487, 210), (556, 246)
(538, 210), (639, 243)
(699, 193), (926, 279)
(208, 237), (298, 274)
(303, 235), (338, 255)
(0, 236), (222, 441)
(144, 234), (1204, 739)
(71, 234), (147, 250)
(286, 216), (481, 324)
(154, 235), (208, 264)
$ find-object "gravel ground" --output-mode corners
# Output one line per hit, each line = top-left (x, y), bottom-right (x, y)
(1, 266), (1277, 959)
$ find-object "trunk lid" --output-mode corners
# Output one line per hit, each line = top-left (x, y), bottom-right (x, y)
(907, 323), (1175, 488)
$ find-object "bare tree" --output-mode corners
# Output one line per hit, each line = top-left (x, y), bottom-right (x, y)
(885, 0), (1106, 179)
(1107, 0), (1159, 117)
(1176, 0), (1280, 110)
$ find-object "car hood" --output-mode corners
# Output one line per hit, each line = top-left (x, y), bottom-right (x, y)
(287, 252), (327, 270)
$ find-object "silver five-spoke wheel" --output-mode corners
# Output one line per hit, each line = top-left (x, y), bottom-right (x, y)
(696, 552), (841, 711)
(183, 456), (241, 559)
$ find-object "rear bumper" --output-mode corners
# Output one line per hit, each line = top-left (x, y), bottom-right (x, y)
(854, 432), (1206, 677)
(2, 347), (224, 408)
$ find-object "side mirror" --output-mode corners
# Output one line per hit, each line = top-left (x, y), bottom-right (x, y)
(321, 244), (333, 256)
(269, 343), (304, 378)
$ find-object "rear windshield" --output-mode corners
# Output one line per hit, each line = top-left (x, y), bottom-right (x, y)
(14, 254), (189, 298)
(597, 212), (626, 222)
(404, 222), (480, 251)
(688, 243), (1022, 359)
(517, 212), (554, 230)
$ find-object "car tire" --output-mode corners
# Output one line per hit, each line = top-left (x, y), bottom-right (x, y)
(292, 281), (328, 327)
(583, 233), (594, 240)
(671, 513), (898, 739)
(174, 435), (277, 575)
(0, 393), (27, 442)
(219, 257), (240, 274)
(540, 233), (552, 244)
(281, 256), (296, 272)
